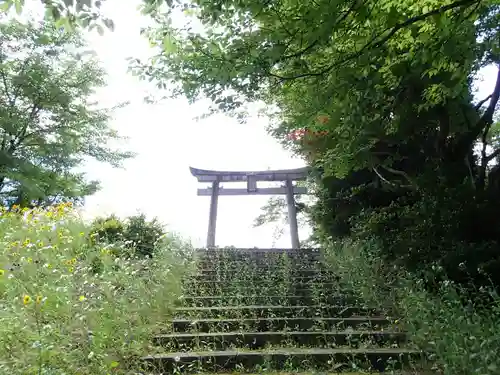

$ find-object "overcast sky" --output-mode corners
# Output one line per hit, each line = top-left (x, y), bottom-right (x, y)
(14, 0), (499, 249)
(78, 0), (309, 249)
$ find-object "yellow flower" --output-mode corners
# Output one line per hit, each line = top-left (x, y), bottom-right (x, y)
(0, 269), (4, 276)
(36, 295), (43, 304)
(68, 267), (74, 273)
(79, 295), (86, 302)
(23, 295), (31, 305)
(71, 258), (77, 265)
(79, 232), (85, 236)
(27, 257), (33, 263)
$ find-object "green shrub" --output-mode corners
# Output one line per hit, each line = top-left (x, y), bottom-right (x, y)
(90, 213), (168, 258)
(124, 213), (165, 258)
(0, 204), (195, 375)
(324, 238), (500, 375)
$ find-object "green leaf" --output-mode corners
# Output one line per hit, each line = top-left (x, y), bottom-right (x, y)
(96, 24), (104, 36)
(0, 1), (13, 12)
(162, 34), (176, 53)
(103, 18), (114, 31)
(14, 0), (23, 15)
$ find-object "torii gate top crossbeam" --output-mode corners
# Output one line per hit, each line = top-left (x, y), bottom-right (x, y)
(189, 166), (310, 183)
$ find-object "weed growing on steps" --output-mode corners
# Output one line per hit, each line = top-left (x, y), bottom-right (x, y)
(0, 204), (195, 375)
(323, 238), (500, 375)
(151, 248), (426, 374)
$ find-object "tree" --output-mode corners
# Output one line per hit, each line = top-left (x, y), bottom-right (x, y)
(0, 19), (134, 208)
(133, 0), (500, 289)
(133, 0), (498, 177)
(253, 181), (313, 246)
(0, 0), (115, 33)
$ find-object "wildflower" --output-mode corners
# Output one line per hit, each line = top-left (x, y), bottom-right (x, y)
(36, 295), (43, 304)
(0, 269), (4, 276)
(68, 267), (74, 273)
(23, 295), (32, 305)
(79, 232), (85, 236)
(79, 295), (86, 302)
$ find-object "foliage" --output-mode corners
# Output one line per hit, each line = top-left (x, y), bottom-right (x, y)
(253, 181), (312, 245)
(0, 19), (134, 209)
(90, 213), (168, 258)
(0, 0), (115, 33)
(324, 239), (500, 375)
(0, 203), (194, 374)
(134, 0), (500, 291)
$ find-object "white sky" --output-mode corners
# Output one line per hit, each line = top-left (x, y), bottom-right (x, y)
(10, 0), (499, 249)
(77, 0), (308, 249)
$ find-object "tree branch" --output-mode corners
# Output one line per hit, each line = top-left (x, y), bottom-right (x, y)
(475, 93), (493, 111)
(455, 64), (500, 158)
(373, 165), (415, 189)
(486, 147), (500, 162)
(272, 0), (481, 80)
(278, 0), (363, 62)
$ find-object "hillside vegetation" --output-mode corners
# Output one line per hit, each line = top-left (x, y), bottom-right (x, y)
(0, 204), (194, 374)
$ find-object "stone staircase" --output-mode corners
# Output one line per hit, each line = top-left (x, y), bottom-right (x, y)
(142, 248), (424, 373)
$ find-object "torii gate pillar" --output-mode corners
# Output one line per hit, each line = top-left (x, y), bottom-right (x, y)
(207, 179), (219, 247)
(190, 167), (310, 249)
(285, 179), (300, 249)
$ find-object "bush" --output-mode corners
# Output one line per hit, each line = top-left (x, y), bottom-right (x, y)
(323, 238), (500, 375)
(0, 203), (195, 375)
(90, 213), (167, 258)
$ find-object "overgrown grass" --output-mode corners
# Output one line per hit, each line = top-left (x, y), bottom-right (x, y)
(0, 203), (195, 374)
(323, 238), (500, 375)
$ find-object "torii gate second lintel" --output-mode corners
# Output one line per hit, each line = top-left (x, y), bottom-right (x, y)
(190, 166), (310, 249)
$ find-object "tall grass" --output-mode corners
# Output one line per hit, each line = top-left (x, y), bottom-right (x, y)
(323, 238), (500, 375)
(0, 203), (195, 375)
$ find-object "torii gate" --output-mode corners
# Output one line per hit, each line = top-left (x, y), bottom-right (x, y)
(190, 166), (310, 249)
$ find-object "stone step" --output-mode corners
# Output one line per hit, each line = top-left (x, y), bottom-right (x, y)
(183, 278), (339, 288)
(171, 317), (392, 333)
(196, 248), (322, 256)
(181, 288), (353, 298)
(197, 268), (334, 275)
(179, 294), (359, 307)
(174, 305), (380, 319)
(142, 347), (422, 372)
(189, 274), (340, 283)
(196, 261), (326, 270)
(182, 281), (339, 290)
(198, 253), (323, 260)
(153, 330), (408, 349)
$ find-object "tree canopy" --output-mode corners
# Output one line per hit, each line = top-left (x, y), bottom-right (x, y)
(134, 0), (500, 291)
(0, 19), (134, 208)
